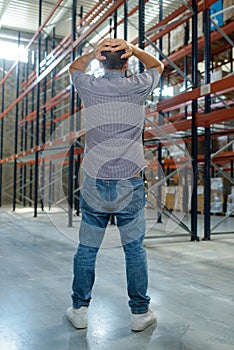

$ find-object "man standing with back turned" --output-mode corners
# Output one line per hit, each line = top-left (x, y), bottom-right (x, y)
(67, 38), (164, 332)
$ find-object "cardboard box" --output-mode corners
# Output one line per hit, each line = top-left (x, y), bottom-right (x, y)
(211, 201), (223, 213)
(211, 177), (223, 191)
(188, 12), (203, 43)
(210, 178), (224, 213)
(188, 186), (205, 213)
(197, 185), (204, 195)
(226, 194), (234, 215)
(161, 34), (169, 56)
(211, 191), (223, 202)
(223, 0), (234, 23)
(166, 193), (175, 210)
(174, 186), (184, 211)
(210, 68), (224, 82)
(198, 194), (204, 213)
(170, 24), (184, 53)
(198, 11), (203, 38)
(161, 186), (167, 204)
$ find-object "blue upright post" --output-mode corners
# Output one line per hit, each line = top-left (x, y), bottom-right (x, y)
(0, 59), (5, 207)
(124, 0), (128, 41)
(191, 0), (199, 241)
(13, 32), (21, 211)
(34, 0), (42, 217)
(203, 8), (211, 240)
(138, 0), (145, 73)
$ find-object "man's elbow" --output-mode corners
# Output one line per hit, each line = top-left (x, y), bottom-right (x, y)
(69, 64), (76, 74)
(156, 62), (164, 74)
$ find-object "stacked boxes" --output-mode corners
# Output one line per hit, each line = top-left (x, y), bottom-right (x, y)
(147, 179), (228, 215)
(170, 24), (184, 53)
(188, 12), (203, 44)
(223, 0), (234, 23)
(159, 186), (184, 212)
(210, 178), (224, 213)
(174, 186), (184, 212)
(147, 185), (175, 211)
(187, 185), (204, 213)
(197, 186), (204, 214)
(210, 68), (224, 82)
(162, 34), (169, 56)
(226, 187), (234, 215)
(165, 186), (176, 210)
(197, 11), (204, 39)
(155, 33), (169, 57)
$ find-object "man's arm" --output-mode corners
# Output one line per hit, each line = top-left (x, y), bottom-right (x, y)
(69, 38), (164, 74)
(69, 39), (114, 74)
(130, 45), (164, 74)
(69, 51), (95, 74)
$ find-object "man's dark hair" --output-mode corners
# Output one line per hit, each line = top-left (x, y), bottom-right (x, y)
(101, 49), (127, 70)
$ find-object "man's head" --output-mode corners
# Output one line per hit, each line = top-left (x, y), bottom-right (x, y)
(100, 49), (128, 71)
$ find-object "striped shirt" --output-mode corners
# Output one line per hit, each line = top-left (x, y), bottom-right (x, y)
(71, 68), (160, 179)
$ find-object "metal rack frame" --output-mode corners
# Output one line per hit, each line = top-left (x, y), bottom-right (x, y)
(0, 0), (233, 240)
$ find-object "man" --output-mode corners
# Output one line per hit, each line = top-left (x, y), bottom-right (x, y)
(67, 38), (164, 331)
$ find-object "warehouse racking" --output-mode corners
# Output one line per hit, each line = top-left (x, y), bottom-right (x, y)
(0, 0), (233, 241)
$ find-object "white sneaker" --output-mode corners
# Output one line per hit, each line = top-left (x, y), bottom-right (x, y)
(66, 306), (88, 329)
(131, 309), (157, 332)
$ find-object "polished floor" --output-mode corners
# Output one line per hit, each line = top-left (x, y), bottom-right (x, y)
(0, 207), (234, 350)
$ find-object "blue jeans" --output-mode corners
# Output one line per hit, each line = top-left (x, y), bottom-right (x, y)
(71, 173), (150, 314)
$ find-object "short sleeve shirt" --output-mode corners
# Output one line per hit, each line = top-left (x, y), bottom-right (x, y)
(71, 68), (160, 179)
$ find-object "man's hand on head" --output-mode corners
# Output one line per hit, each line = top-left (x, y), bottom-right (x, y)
(95, 38), (133, 61)
(95, 38), (118, 60)
(95, 39), (111, 60)
(109, 39), (134, 59)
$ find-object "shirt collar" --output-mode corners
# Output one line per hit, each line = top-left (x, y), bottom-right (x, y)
(103, 71), (125, 78)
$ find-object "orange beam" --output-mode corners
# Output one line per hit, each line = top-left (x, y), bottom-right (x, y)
(196, 106), (234, 127)
(0, 129), (85, 165)
(17, 148), (84, 166)
(36, 0), (126, 84)
(164, 21), (234, 67)
(132, 0), (219, 47)
(144, 106), (234, 139)
(44, 105), (83, 127)
(22, 0), (124, 91)
(145, 0), (219, 45)
(0, 0), (126, 122)
(144, 128), (234, 146)
(158, 75), (234, 112)
(19, 87), (70, 124)
(21, 0), (113, 90)
(160, 151), (234, 167)
(144, 119), (192, 140)
(0, 0), (64, 88)
(132, 1), (196, 46)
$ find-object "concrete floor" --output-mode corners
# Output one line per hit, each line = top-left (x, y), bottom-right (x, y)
(0, 207), (234, 350)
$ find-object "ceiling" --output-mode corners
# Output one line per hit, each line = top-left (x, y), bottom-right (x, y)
(0, 0), (183, 44)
